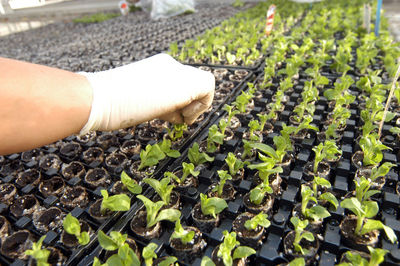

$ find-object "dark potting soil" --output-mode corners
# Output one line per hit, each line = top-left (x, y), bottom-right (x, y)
(232, 213), (263, 239)
(170, 227), (203, 251)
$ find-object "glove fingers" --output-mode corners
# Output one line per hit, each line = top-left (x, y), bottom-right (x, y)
(181, 100), (210, 125)
(159, 110), (184, 124)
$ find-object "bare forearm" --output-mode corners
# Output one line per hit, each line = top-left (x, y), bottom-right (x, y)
(0, 57), (92, 155)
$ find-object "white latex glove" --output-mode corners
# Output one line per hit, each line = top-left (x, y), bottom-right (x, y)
(79, 54), (215, 135)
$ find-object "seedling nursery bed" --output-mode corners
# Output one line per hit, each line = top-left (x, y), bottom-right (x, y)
(1, 0), (400, 265)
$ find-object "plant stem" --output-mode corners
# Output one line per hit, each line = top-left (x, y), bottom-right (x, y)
(355, 215), (364, 236)
(218, 180), (225, 196)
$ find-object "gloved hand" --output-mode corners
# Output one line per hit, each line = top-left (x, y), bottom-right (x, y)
(79, 54), (215, 135)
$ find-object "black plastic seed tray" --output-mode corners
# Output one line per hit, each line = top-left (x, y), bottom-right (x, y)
(0, 65), (254, 266)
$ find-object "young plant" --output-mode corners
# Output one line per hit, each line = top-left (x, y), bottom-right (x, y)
(233, 91), (252, 113)
(212, 170), (233, 197)
(199, 193), (228, 218)
(170, 220), (195, 245)
(137, 195), (180, 228)
(257, 113), (268, 132)
(63, 213), (90, 246)
(217, 231), (256, 266)
(300, 185), (331, 221)
(167, 124), (187, 142)
(25, 236), (50, 266)
(365, 162), (396, 182)
(289, 258), (305, 266)
(312, 140), (342, 174)
(159, 138), (181, 158)
(142, 243), (177, 266)
(292, 102), (315, 123)
(325, 124), (339, 141)
(311, 176), (338, 210)
(241, 139), (255, 160)
(288, 116), (319, 136)
(120, 171), (142, 194)
(359, 134), (391, 166)
(223, 104), (240, 126)
(100, 190), (130, 214)
(143, 177), (174, 205)
(249, 181), (273, 206)
(225, 152), (245, 176)
(341, 197), (397, 243)
(290, 216), (315, 255)
(244, 212), (271, 231)
(207, 125), (224, 153)
(164, 162), (199, 185)
(188, 142), (214, 166)
(338, 246), (388, 266)
(94, 231), (140, 266)
(138, 143), (166, 171)
(219, 119), (229, 136)
(247, 120), (261, 141)
(248, 131), (293, 165)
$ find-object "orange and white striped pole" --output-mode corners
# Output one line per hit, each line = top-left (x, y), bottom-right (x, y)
(265, 4), (276, 36)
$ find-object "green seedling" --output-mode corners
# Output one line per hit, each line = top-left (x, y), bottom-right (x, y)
(290, 217), (315, 255)
(73, 13), (119, 23)
(257, 113), (268, 133)
(217, 231), (256, 266)
(219, 119), (229, 136)
(324, 124), (339, 141)
(233, 91), (252, 113)
(207, 125), (224, 153)
(359, 134), (391, 166)
(170, 220), (195, 245)
(137, 195), (180, 228)
(164, 162), (199, 185)
(94, 231), (140, 266)
(63, 213), (90, 246)
(120, 171), (142, 194)
(312, 140), (342, 174)
(167, 124), (187, 142)
(354, 176), (380, 205)
(225, 152), (245, 177)
(201, 256), (215, 266)
(138, 143), (166, 171)
(143, 177), (174, 205)
(241, 139), (255, 160)
(300, 185), (331, 221)
(341, 197), (397, 243)
(338, 246), (388, 266)
(311, 176), (338, 210)
(280, 77), (293, 92)
(169, 42), (179, 57)
(223, 104), (240, 126)
(100, 190), (130, 214)
(200, 193), (228, 218)
(366, 162), (396, 182)
(188, 142), (214, 166)
(248, 132), (292, 165)
(249, 181), (273, 206)
(159, 138), (181, 158)
(244, 212), (271, 231)
(212, 170), (233, 197)
(25, 236), (50, 266)
(248, 120), (261, 141)
(287, 116), (319, 136)
(142, 242), (177, 266)
(289, 258), (305, 266)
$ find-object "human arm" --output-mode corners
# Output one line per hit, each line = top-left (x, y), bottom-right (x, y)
(0, 54), (215, 155)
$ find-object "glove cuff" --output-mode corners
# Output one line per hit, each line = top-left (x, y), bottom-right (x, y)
(78, 72), (111, 135)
